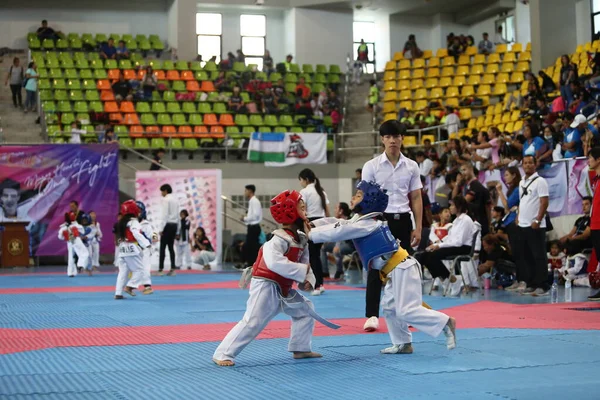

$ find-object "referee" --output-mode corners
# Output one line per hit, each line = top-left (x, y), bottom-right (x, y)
(360, 120), (423, 331)
(158, 184), (179, 276)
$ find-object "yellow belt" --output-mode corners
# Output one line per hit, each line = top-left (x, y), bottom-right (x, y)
(378, 247), (432, 310)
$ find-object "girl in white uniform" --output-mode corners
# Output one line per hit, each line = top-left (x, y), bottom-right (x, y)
(57, 212), (90, 277)
(89, 211), (102, 270)
(176, 209), (192, 269)
(136, 200), (157, 295)
(309, 181), (456, 354)
(114, 200), (152, 299)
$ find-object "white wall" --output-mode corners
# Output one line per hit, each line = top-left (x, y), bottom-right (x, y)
(283, 8), (296, 59)
(515, 0), (531, 45)
(468, 15), (496, 44)
(0, 8), (169, 49)
(575, 0), (592, 45)
(293, 8), (353, 68)
(167, 0), (179, 50)
(389, 14), (433, 57)
(354, 8), (390, 72)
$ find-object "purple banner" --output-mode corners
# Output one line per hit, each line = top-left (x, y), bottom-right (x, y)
(0, 144), (119, 256)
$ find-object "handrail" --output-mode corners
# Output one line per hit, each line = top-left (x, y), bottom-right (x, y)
(221, 195), (278, 228)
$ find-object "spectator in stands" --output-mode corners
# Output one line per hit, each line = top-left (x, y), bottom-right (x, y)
(466, 35), (475, 47)
(310, 93), (323, 118)
(559, 196), (592, 253)
(330, 108), (340, 133)
(418, 195), (475, 293)
(141, 66), (157, 100)
(470, 130), (493, 171)
(521, 124), (547, 159)
(416, 108), (437, 128)
(236, 49), (245, 64)
(327, 91), (341, 114)
(560, 55), (576, 108)
(229, 86), (247, 114)
(478, 32), (494, 54)
(112, 75), (133, 103)
(69, 121), (85, 144)
(539, 70), (557, 94)
(284, 54), (294, 72)
(367, 80), (379, 111)
(103, 127), (118, 144)
(261, 87), (278, 115)
(416, 151), (433, 177)
(263, 50), (274, 74)
(448, 37), (465, 62)
(490, 206), (505, 234)
(23, 62), (38, 114)
(422, 138), (437, 160)
(495, 25), (508, 45)
(446, 33), (455, 48)
(5, 57), (23, 109)
(214, 71), (228, 92)
(320, 202), (354, 280)
(429, 206), (452, 244)
(100, 38), (117, 60)
(539, 125), (562, 164)
(36, 20), (61, 41)
(402, 34), (423, 59)
(473, 127), (501, 170)
(565, 114), (596, 157)
(150, 148), (166, 171)
(272, 78), (287, 104)
(478, 234), (515, 277)
(116, 40), (130, 60)
(296, 77), (311, 100)
(443, 107), (461, 137)
(495, 168), (520, 258)
(457, 163), (491, 237)
(435, 173), (455, 209)
(570, 80), (593, 115)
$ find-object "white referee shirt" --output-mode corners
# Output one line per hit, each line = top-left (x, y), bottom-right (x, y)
(362, 152), (422, 214)
(244, 196), (263, 225)
(518, 172), (549, 228)
(160, 194), (179, 231)
(300, 183), (329, 218)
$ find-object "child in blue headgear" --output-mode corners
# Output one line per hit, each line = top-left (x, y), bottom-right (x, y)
(309, 180), (457, 354)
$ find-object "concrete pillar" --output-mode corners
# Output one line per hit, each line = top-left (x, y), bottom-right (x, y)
(168, 0), (197, 62)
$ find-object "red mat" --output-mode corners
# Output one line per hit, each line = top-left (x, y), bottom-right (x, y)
(1, 300), (599, 355)
(0, 281), (362, 294)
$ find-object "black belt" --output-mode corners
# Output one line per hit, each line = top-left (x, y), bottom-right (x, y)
(383, 212), (410, 220)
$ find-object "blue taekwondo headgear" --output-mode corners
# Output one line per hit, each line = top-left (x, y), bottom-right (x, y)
(135, 201), (147, 220)
(354, 180), (389, 215)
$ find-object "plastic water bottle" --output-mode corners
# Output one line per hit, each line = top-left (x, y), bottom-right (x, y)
(565, 277), (572, 303)
(550, 269), (559, 303)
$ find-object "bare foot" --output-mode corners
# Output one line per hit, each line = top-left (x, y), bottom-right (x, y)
(213, 358), (235, 366)
(293, 351), (322, 359)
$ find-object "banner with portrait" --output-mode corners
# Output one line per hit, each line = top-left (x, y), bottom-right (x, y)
(135, 169), (222, 269)
(0, 144), (119, 256)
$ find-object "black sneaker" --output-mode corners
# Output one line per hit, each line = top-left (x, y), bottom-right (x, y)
(588, 290), (600, 301)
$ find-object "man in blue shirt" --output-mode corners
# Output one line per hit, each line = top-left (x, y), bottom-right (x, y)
(100, 38), (117, 60)
(564, 114), (598, 158)
(116, 40), (130, 60)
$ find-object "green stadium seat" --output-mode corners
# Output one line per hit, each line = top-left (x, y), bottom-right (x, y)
(58, 101), (72, 112)
(302, 64), (314, 74)
(316, 64), (327, 74)
(42, 39), (55, 49)
(264, 115), (278, 127)
(226, 126), (240, 134)
(39, 90), (53, 101)
(85, 90), (100, 101)
(285, 83), (296, 94)
(88, 52), (100, 61)
(171, 138), (183, 150)
(279, 115), (294, 127)
(69, 90), (84, 101)
(235, 114), (250, 126)
(49, 69), (63, 79)
(139, 39), (151, 51)
(189, 61), (202, 71)
(120, 137), (134, 148)
(64, 69), (78, 79)
(105, 60), (118, 69)
(242, 126), (255, 134)
(274, 126), (286, 133)
(122, 34), (133, 42)
(149, 102), (165, 114)
(189, 114), (203, 126)
(119, 60), (132, 69)
(258, 126), (272, 133)
(197, 103), (212, 114)
(93, 69), (107, 79)
(182, 102), (196, 114)
(240, 92), (251, 103)
(206, 92), (219, 102)
(38, 79), (51, 90)
(89, 101), (103, 112)
(284, 74), (298, 83)
(176, 61), (189, 70)
(213, 103), (227, 114)
(203, 61), (218, 72)
(149, 34), (160, 42)
(114, 125), (129, 135)
(110, 33), (121, 41)
(53, 79), (67, 89)
(45, 113), (59, 125)
(157, 114), (172, 125)
(183, 138), (198, 151)
(56, 38), (69, 49)
(149, 60), (163, 70)
(76, 113), (89, 122)
(172, 81), (186, 92)
(167, 102), (182, 113)
(126, 40), (138, 51)
(328, 74), (340, 84)
(195, 71), (209, 81)
(67, 79), (81, 90)
(312, 83), (325, 93)
(329, 65), (341, 74)
(269, 72), (282, 83)
(61, 113), (75, 125)
(315, 74), (327, 83)
(249, 115), (264, 127)
(42, 101), (56, 112)
(300, 73), (312, 83)
(61, 59), (74, 69)
(134, 138), (150, 150)
(90, 59), (104, 69)
(54, 90), (68, 101)
(151, 138), (166, 149)
(136, 102), (151, 113)
(290, 126), (303, 133)
(232, 62), (245, 73)
(255, 72), (267, 81)
(135, 34), (147, 42)
(163, 91), (176, 102)
(172, 114), (186, 126)
(45, 59), (59, 69)
(78, 70), (93, 80)
(141, 114), (157, 125)
(37, 68), (48, 78)
(29, 38), (41, 49)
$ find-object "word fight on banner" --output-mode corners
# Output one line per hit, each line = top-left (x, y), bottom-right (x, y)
(247, 132), (327, 167)
(424, 159), (591, 218)
(0, 144), (119, 256)
(135, 169), (222, 269)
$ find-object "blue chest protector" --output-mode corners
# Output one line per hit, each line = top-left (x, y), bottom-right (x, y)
(352, 214), (398, 271)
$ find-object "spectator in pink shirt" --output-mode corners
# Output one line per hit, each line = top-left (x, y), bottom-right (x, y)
(470, 127), (501, 170)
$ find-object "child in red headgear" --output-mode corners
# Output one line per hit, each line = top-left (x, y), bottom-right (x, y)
(213, 190), (334, 367)
(58, 212), (90, 277)
(114, 200), (152, 299)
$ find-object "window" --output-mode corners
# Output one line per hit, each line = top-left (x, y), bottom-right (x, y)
(495, 15), (515, 44)
(593, 0), (600, 38)
(240, 14), (266, 70)
(353, 21), (375, 74)
(196, 13), (222, 62)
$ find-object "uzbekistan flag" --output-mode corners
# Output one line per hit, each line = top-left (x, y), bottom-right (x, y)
(247, 132), (286, 162)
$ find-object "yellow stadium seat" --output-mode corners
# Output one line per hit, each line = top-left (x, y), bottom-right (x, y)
(492, 114), (502, 125)
(467, 118), (476, 130)
(429, 87), (444, 99)
(413, 69), (425, 79)
(384, 80), (397, 91)
(496, 44), (507, 54)
(485, 105), (494, 116)
(383, 91), (397, 102)
(438, 77), (452, 88)
(518, 51), (531, 62)
(436, 48), (448, 58)
(410, 79), (424, 90)
(510, 72), (524, 83)
(501, 112), (511, 124)
(545, 65), (554, 75)
(473, 54), (486, 65)
(384, 71), (396, 81)
(471, 64), (484, 75)
(493, 83), (507, 95)
(422, 50), (433, 59)
(446, 86), (460, 97)
(467, 75), (481, 86)
(461, 85), (474, 97)
(503, 52), (516, 63)
(494, 103), (504, 115)
(442, 56), (455, 66)
(399, 90), (412, 101)
(414, 88), (428, 100)
(459, 108), (472, 120)
(385, 61), (396, 71)
(445, 97), (459, 108)
(497, 73), (510, 83)
(421, 134), (435, 144)
(427, 67), (440, 78)
(453, 76), (466, 86)
(593, 40), (600, 50)
(441, 66), (454, 77)
(428, 57), (440, 68)
(414, 100), (428, 110)
(383, 102), (397, 113)
(513, 120), (523, 132)
(397, 80), (410, 90)
(458, 55), (470, 65)
(585, 42), (592, 52)
(398, 59), (411, 70)
(393, 52), (404, 61)
(425, 78), (438, 89)
(384, 113), (397, 121)
(474, 116), (484, 129)
(501, 62), (514, 73)
(510, 43), (522, 53)
(456, 65), (470, 76)
(488, 53), (501, 64)
(398, 69), (411, 79)
(526, 42), (531, 52)
(510, 110), (521, 122)
(515, 61), (529, 72)
(465, 46), (477, 56)
(576, 44), (584, 53)
(403, 136), (417, 146)
(484, 114), (494, 126)
(481, 74), (495, 84)
(412, 58), (425, 69)
(486, 63), (499, 74)
(477, 85), (491, 96)
(504, 122), (514, 133)
(399, 100), (413, 111)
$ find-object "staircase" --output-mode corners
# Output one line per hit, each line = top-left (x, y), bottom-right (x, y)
(0, 51), (45, 144)
(340, 79), (379, 162)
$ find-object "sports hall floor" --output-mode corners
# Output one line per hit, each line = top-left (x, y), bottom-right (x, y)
(0, 266), (599, 400)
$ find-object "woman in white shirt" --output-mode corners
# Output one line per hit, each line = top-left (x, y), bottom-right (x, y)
(416, 195), (476, 284)
(299, 168), (330, 295)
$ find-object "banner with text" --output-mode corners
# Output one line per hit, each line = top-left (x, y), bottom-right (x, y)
(247, 132), (327, 167)
(0, 144), (119, 256)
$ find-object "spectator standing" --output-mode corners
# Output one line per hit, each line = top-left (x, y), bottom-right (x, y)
(357, 39), (369, 63)
(299, 169), (330, 294)
(494, 25), (508, 45)
(415, 151), (433, 177)
(495, 167), (521, 251)
(150, 148), (165, 171)
(367, 80), (379, 111)
(456, 163), (491, 237)
(100, 38), (117, 60)
(23, 62), (38, 113)
(402, 34), (423, 59)
(478, 32), (493, 54)
(587, 147), (600, 301)
(263, 50), (274, 74)
(158, 184), (179, 276)
(512, 155), (550, 296)
(241, 184), (262, 268)
(559, 55), (576, 108)
(361, 120), (423, 331)
(69, 121), (85, 144)
(5, 57), (23, 108)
